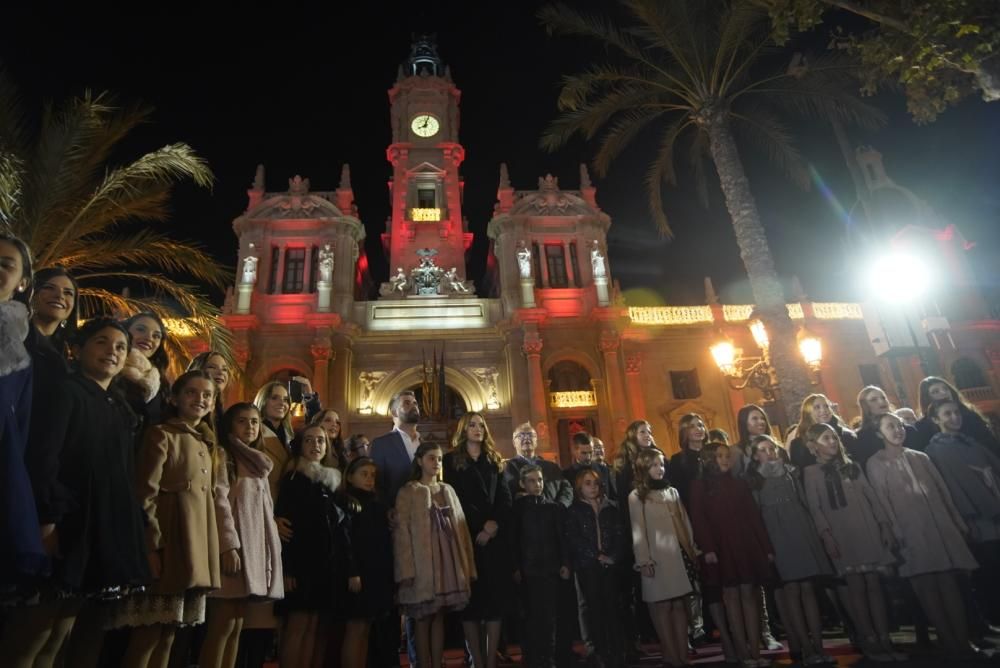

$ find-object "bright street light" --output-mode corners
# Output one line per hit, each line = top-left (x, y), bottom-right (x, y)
(867, 251), (930, 303)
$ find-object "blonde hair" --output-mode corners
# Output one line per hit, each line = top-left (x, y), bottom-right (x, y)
(253, 381), (293, 443)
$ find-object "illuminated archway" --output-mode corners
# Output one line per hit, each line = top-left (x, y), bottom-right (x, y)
(370, 366), (487, 416)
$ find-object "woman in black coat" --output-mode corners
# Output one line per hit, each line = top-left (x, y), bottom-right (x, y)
(443, 412), (513, 668)
(274, 425), (350, 668)
(788, 393), (859, 475)
(851, 386), (921, 467)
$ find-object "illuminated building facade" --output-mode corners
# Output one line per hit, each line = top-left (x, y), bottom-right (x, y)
(216, 39), (1000, 461)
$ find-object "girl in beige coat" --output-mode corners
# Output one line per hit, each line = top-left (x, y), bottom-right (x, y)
(199, 403), (284, 668)
(395, 441), (476, 668)
(120, 371), (222, 668)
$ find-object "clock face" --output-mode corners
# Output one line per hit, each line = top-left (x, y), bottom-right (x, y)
(411, 114), (440, 138)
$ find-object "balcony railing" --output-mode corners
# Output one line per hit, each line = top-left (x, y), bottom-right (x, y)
(410, 207), (442, 222)
(550, 391), (597, 408)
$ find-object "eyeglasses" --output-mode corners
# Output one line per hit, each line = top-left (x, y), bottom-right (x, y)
(516, 433), (536, 442)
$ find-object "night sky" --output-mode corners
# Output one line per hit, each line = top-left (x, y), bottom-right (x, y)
(4, 2), (999, 307)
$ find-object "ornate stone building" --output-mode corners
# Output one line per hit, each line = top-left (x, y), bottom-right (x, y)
(214, 39), (1000, 462)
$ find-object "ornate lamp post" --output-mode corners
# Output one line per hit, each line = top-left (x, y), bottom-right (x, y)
(711, 315), (823, 405)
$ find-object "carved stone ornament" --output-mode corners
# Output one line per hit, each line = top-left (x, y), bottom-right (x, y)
(468, 367), (500, 409)
(508, 174), (597, 216)
(358, 371), (389, 411)
(310, 341), (332, 361)
(590, 240), (607, 279)
(522, 331), (543, 356)
(625, 352), (642, 374)
(598, 330), (620, 354)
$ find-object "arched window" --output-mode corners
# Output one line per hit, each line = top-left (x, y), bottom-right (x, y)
(548, 360), (592, 391)
(951, 357), (988, 390)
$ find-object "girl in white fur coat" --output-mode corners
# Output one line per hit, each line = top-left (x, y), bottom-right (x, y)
(394, 441), (476, 668)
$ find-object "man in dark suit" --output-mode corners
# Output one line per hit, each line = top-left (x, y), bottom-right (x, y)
(562, 431), (612, 494)
(368, 389), (421, 667)
(370, 389), (421, 507)
(502, 422), (572, 508)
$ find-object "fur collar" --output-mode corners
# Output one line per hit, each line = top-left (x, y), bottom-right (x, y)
(0, 301), (30, 377)
(294, 459), (341, 492)
(119, 348), (161, 403)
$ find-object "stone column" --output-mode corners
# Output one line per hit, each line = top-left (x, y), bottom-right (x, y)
(236, 283), (253, 314)
(599, 329), (629, 443)
(522, 328), (549, 450)
(624, 352), (646, 420)
(311, 334), (333, 409)
(594, 276), (610, 307)
(591, 377), (614, 451)
(520, 278), (536, 308)
(316, 281), (332, 312)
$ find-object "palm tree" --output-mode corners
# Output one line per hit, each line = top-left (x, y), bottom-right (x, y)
(0, 71), (232, 376)
(539, 0), (884, 417)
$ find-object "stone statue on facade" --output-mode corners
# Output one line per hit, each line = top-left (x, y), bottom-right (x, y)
(358, 370), (388, 412)
(412, 248), (444, 295)
(516, 241), (532, 279)
(590, 240), (607, 279)
(390, 267), (409, 295)
(442, 267), (470, 294)
(241, 244), (259, 285)
(318, 244), (334, 283)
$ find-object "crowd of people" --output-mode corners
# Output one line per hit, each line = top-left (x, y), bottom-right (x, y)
(2, 231), (1000, 668)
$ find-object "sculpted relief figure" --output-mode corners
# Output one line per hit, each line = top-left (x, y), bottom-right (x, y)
(318, 244), (334, 283)
(241, 244), (259, 285)
(516, 241), (532, 279)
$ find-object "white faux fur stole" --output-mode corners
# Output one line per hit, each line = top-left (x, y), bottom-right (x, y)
(119, 348), (161, 403)
(0, 301), (31, 377)
(294, 459), (342, 492)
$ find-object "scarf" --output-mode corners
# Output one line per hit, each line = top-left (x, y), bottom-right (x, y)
(226, 435), (274, 479)
(119, 348), (161, 403)
(821, 462), (848, 510)
(648, 478), (670, 490)
(0, 301), (30, 377)
(759, 460), (786, 478)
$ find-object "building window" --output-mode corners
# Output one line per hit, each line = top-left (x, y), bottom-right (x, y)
(670, 369), (701, 399)
(417, 186), (436, 208)
(531, 242), (543, 289)
(569, 241), (582, 287)
(283, 248), (306, 294)
(858, 363), (882, 388)
(309, 245), (319, 293)
(952, 357), (989, 390)
(267, 246), (280, 294)
(545, 244), (568, 288)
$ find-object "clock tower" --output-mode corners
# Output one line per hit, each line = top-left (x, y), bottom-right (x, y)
(382, 36), (472, 292)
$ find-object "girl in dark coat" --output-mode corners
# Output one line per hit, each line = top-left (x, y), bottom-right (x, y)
(915, 376), (1000, 456)
(689, 442), (774, 667)
(7, 318), (149, 666)
(443, 412), (513, 668)
(186, 350), (232, 426)
(274, 424), (348, 668)
(337, 456), (394, 668)
(565, 468), (625, 668)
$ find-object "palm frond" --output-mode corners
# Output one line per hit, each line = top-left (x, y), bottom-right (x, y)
(593, 106), (671, 176)
(730, 109), (810, 189)
(55, 231), (231, 289)
(36, 143), (213, 267)
(539, 2), (699, 99)
(626, 0), (705, 88)
(643, 116), (693, 238)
